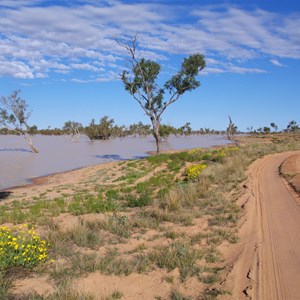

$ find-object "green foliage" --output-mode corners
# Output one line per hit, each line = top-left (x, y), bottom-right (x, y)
(147, 153), (170, 164)
(287, 120), (299, 132)
(85, 116), (115, 140)
(125, 193), (151, 207)
(159, 124), (177, 140)
(0, 224), (49, 270)
(178, 122), (192, 136)
(62, 120), (83, 139)
(167, 157), (183, 172)
(129, 121), (151, 137)
(164, 54), (206, 95)
(68, 193), (117, 215)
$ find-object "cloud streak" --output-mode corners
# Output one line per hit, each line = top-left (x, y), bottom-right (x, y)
(0, 1), (299, 79)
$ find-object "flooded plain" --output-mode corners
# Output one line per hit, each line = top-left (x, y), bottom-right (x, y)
(0, 134), (229, 189)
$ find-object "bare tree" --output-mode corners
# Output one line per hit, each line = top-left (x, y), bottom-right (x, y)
(226, 116), (240, 147)
(117, 35), (205, 154)
(0, 90), (39, 153)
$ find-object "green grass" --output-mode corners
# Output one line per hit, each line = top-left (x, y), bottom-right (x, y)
(97, 249), (150, 276)
(170, 290), (192, 300)
(149, 241), (203, 281)
(68, 193), (117, 215)
(0, 272), (12, 300)
(67, 221), (104, 249)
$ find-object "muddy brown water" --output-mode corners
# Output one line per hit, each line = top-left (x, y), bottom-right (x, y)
(0, 134), (229, 189)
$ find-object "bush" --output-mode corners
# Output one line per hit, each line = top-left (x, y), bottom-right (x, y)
(185, 163), (207, 181)
(126, 193), (152, 207)
(0, 224), (49, 270)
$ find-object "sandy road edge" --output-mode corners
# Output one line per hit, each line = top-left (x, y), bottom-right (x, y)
(220, 151), (300, 300)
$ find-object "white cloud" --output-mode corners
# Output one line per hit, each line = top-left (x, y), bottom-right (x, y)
(227, 66), (266, 74)
(0, 1), (299, 79)
(270, 59), (285, 67)
(70, 63), (103, 72)
(0, 59), (34, 78)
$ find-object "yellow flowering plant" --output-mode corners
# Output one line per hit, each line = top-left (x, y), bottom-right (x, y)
(0, 224), (49, 270)
(185, 163), (207, 181)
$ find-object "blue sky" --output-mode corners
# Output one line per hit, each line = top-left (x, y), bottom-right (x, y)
(0, 0), (299, 131)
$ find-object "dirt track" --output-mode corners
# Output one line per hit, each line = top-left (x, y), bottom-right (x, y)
(224, 151), (300, 300)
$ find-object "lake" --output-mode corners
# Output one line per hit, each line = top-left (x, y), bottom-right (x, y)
(0, 134), (230, 190)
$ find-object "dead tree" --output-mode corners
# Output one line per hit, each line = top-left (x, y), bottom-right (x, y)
(226, 115), (240, 147)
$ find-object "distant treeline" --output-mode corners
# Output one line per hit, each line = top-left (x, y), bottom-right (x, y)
(1, 117), (298, 141)
(0, 116), (227, 140)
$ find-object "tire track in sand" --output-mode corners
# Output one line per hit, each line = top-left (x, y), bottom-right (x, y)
(223, 151), (300, 300)
(257, 153), (300, 300)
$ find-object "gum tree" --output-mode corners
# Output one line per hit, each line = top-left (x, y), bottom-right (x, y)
(117, 36), (205, 153)
(287, 120), (299, 134)
(0, 90), (39, 153)
(63, 121), (83, 142)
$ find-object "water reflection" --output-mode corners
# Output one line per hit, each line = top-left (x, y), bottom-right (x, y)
(0, 148), (32, 153)
(0, 134), (229, 189)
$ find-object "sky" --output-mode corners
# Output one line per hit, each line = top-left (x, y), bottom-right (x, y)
(0, 0), (300, 132)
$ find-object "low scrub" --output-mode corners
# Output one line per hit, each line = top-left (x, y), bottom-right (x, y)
(0, 224), (49, 271)
(149, 241), (203, 280)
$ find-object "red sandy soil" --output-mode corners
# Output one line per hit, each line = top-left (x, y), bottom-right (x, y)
(280, 153), (300, 195)
(5, 149), (300, 299)
(221, 151), (300, 300)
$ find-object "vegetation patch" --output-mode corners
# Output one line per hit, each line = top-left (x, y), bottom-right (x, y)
(0, 224), (50, 270)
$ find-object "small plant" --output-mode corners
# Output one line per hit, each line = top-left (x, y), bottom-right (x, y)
(68, 221), (104, 250)
(109, 290), (123, 299)
(99, 215), (131, 238)
(149, 241), (202, 280)
(170, 290), (191, 300)
(0, 224), (49, 270)
(0, 272), (12, 299)
(125, 193), (151, 207)
(68, 193), (117, 215)
(185, 163), (207, 181)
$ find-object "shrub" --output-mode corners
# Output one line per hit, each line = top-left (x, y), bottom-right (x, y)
(125, 193), (151, 207)
(185, 163), (207, 181)
(0, 224), (49, 270)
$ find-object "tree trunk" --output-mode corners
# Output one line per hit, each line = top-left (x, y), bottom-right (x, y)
(24, 134), (39, 153)
(227, 133), (240, 147)
(152, 119), (161, 154)
(153, 132), (161, 154)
